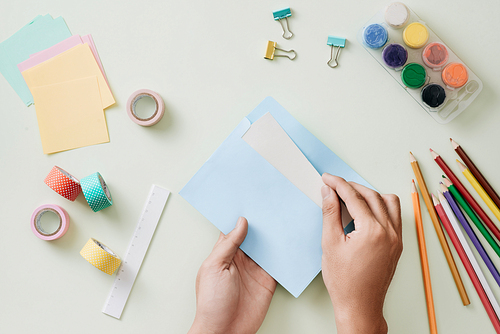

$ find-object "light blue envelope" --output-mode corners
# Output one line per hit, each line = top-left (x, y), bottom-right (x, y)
(180, 97), (372, 297)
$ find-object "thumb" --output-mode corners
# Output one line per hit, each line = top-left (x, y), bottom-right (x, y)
(210, 217), (248, 267)
(321, 185), (345, 250)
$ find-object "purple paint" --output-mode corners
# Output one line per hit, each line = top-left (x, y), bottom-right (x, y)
(382, 43), (408, 69)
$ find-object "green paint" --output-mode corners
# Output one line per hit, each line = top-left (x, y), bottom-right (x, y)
(401, 63), (426, 88)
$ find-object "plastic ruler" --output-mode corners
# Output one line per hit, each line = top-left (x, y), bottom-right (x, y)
(102, 184), (170, 319)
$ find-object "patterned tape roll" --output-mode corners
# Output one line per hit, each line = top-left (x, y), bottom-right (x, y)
(81, 172), (113, 212)
(44, 166), (81, 201)
(126, 89), (165, 126)
(31, 204), (70, 240)
(80, 238), (121, 275)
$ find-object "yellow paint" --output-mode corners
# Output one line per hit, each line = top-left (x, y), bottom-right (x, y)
(403, 22), (429, 49)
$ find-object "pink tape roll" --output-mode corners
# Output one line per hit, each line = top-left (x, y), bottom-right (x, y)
(30, 205), (69, 241)
(126, 89), (165, 126)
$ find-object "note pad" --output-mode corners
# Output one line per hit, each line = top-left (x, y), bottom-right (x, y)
(180, 97), (372, 297)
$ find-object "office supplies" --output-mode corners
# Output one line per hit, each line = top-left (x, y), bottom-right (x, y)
(30, 204), (69, 240)
(80, 238), (121, 275)
(358, 3), (483, 123)
(44, 166), (81, 201)
(180, 97), (370, 297)
(326, 36), (346, 68)
(440, 183), (500, 287)
(443, 177), (500, 258)
(264, 41), (296, 60)
(452, 138), (500, 211)
(81, 172), (113, 212)
(103, 185), (170, 319)
(126, 89), (165, 126)
(273, 8), (293, 39)
(409, 152), (469, 305)
(435, 193), (500, 333)
(411, 180), (437, 334)
(431, 149), (500, 241)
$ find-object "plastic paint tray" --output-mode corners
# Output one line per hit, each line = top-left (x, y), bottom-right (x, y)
(358, 2), (483, 124)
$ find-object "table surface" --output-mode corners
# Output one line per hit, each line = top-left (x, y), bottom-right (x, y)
(2, 0), (500, 333)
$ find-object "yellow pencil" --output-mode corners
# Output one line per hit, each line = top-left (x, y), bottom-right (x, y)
(457, 160), (500, 222)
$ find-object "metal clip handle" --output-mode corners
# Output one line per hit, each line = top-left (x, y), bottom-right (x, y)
(278, 17), (293, 40)
(275, 47), (297, 60)
(327, 45), (342, 68)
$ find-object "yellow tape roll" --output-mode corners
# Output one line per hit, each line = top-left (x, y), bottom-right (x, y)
(80, 238), (121, 275)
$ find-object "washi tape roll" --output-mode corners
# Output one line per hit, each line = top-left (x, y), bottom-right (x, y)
(81, 172), (113, 212)
(44, 166), (81, 201)
(126, 89), (165, 126)
(80, 238), (121, 275)
(31, 204), (69, 240)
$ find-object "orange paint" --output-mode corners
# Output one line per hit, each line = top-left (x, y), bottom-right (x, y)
(442, 63), (468, 88)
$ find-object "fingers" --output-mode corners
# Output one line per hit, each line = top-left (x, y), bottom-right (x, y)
(321, 185), (345, 248)
(348, 182), (392, 230)
(382, 194), (402, 238)
(209, 217), (248, 268)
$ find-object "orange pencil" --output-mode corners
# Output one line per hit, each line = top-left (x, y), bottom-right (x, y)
(412, 180), (438, 334)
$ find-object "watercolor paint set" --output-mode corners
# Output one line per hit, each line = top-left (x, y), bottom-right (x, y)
(358, 2), (483, 124)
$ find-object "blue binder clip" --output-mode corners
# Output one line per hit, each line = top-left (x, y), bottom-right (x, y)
(327, 36), (346, 68)
(273, 8), (293, 39)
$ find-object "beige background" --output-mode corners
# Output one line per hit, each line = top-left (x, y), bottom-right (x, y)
(1, 0), (500, 333)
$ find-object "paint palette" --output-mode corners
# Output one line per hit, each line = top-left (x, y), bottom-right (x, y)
(358, 2), (483, 124)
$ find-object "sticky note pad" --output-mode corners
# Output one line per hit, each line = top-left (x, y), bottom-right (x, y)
(31, 76), (109, 154)
(22, 44), (115, 109)
(0, 15), (72, 106)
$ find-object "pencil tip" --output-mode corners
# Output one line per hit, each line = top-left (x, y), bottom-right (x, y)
(430, 149), (439, 159)
(411, 179), (417, 193)
(443, 177), (453, 187)
(432, 193), (439, 205)
(409, 152), (416, 162)
(451, 139), (459, 149)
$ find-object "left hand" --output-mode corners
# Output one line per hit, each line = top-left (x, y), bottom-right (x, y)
(188, 217), (277, 334)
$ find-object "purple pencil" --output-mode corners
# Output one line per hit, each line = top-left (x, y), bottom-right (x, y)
(441, 183), (500, 287)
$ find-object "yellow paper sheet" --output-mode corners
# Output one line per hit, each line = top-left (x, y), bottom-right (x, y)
(22, 44), (115, 109)
(32, 76), (109, 154)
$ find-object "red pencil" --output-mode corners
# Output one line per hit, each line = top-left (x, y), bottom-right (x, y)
(430, 149), (500, 242)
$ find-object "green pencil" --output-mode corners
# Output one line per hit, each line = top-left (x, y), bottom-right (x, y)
(443, 178), (500, 258)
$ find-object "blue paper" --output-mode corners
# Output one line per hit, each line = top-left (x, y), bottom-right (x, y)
(0, 15), (72, 106)
(180, 97), (372, 297)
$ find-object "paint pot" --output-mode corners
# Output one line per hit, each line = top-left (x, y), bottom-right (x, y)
(442, 62), (468, 89)
(403, 22), (429, 49)
(384, 2), (410, 28)
(363, 24), (388, 49)
(421, 83), (446, 108)
(382, 43), (408, 69)
(401, 63), (426, 88)
(422, 42), (448, 70)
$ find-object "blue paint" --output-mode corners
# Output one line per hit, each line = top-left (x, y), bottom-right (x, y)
(363, 23), (388, 49)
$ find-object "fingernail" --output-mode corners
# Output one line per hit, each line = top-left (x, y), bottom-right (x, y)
(236, 217), (245, 227)
(322, 185), (331, 200)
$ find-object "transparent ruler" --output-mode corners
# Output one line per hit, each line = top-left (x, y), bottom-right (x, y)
(102, 184), (170, 319)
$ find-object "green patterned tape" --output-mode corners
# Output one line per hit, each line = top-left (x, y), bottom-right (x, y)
(81, 172), (113, 212)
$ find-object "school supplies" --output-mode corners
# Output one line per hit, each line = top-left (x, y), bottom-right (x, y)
(80, 172), (113, 212)
(411, 181), (437, 334)
(44, 166), (82, 201)
(264, 41), (296, 60)
(452, 139), (500, 213)
(80, 238), (121, 275)
(30, 204), (70, 240)
(180, 97), (370, 297)
(103, 185), (170, 319)
(359, 3), (483, 123)
(409, 153), (469, 305)
(127, 89), (165, 126)
(273, 8), (293, 39)
(326, 36), (346, 68)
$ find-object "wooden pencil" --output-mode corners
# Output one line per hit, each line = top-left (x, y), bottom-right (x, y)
(410, 152), (469, 305)
(451, 138), (500, 212)
(412, 180), (438, 334)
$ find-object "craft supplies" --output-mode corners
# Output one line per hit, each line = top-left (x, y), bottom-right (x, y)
(264, 41), (296, 60)
(358, 3), (483, 123)
(126, 89), (165, 126)
(30, 204), (69, 240)
(80, 238), (121, 275)
(273, 8), (293, 39)
(326, 36), (346, 68)
(44, 166), (81, 201)
(103, 185), (170, 319)
(80, 172), (113, 212)
(411, 181), (437, 334)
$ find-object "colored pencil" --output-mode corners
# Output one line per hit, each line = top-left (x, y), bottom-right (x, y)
(436, 192), (500, 333)
(457, 160), (500, 222)
(451, 138), (500, 212)
(430, 149), (500, 242)
(412, 180), (438, 334)
(443, 177), (500, 258)
(410, 152), (469, 305)
(440, 183), (500, 287)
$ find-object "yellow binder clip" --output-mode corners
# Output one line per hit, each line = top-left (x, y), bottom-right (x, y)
(264, 41), (296, 60)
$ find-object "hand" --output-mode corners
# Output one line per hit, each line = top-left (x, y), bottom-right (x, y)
(321, 174), (403, 334)
(188, 217), (277, 334)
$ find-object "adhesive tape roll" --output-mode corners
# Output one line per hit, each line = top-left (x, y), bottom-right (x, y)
(80, 172), (113, 212)
(80, 238), (121, 275)
(44, 166), (81, 201)
(126, 89), (165, 126)
(31, 204), (69, 240)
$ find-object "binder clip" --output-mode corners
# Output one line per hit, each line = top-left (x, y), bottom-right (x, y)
(273, 8), (294, 39)
(327, 36), (346, 68)
(264, 41), (296, 60)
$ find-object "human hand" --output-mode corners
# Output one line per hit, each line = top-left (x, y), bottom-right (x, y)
(321, 174), (403, 334)
(188, 217), (277, 334)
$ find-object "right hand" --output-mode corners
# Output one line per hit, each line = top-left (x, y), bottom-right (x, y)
(321, 173), (403, 334)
